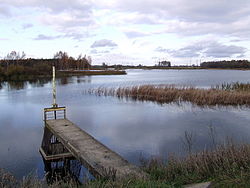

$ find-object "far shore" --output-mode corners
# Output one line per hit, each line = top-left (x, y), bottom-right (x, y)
(58, 69), (127, 76)
(121, 66), (250, 70)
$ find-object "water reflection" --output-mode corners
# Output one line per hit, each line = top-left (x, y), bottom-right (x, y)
(40, 126), (92, 184)
(7, 81), (27, 90)
(58, 77), (73, 85)
(76, 76), (91, 84)
(1, 70), (250, 179)
(0, 76), (92, 92)
(0, 79), (51, 91)
(29, 78), (51, 88)
(42, 158), (82, 184)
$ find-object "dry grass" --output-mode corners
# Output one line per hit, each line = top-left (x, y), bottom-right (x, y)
(2, 142), (250, 187)
(214, 82), (250, 92)
(89, 84), (250, 106)
(0, 168), (18, 188)
(141, 142), (250, 185)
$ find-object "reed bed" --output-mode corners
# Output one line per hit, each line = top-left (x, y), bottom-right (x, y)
(142, 142), (250, 185)
(214, 82), (250, 92)
(88, 85), (250, 106)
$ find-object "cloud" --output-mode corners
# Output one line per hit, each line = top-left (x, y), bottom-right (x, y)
(39, 11), (94, 31)
(124, 31), (149, 38)
(2, 0), (96, 35)
(155, 47), (169, 53)
(1, 0), (250, 64)
(33, 32), (92, 41)
(0, 0), (93, 14)
(204, 43), (247, 58)
(102, 11), (159, 25)
(0, 5), (11, 17)
(101, 0), (250, 39)
(90, 49), (110, 54)
(114, 0), (250, 23)
(91, 39), (118, 48)
(33, 34), (61, 40)
(156, 41), (247, 58)
(22, 23), (33, 29)
(64, 32), (93, 41)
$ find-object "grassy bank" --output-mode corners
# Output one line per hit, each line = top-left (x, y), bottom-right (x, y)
(2, 142), (250, 187)
(89, 83), (250, 106)
(91, 142), (250, 187)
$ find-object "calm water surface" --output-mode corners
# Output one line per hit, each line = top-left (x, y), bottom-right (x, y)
(1, 69), (250, 179)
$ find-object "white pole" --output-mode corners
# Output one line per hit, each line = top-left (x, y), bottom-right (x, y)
(52, 66), (57, 107)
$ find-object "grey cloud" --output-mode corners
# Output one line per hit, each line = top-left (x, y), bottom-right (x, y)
(237, 54), (245, 58)
(156, 41), (247, 58)
(169, 48), (200, 58)
(34, 34), (61, 40)
(2, 0), (95, 33)
(0, 5), (11, 17)
(132, 15), (159, 25)
(110, 0), (250, 39)
(91, 39), (118, 48)
(90, 49), (98, 54)
(155, 47), (170, 53)
(43, 14), (94, 29)
(1, 0), (93, 14)
(115, 0), (250, 24)
(64, 32), (92, 41)
(90, 49), (110, 54)
(33, 32), (91, 41)
(204, 43), (247, 58)
(22, 23), (33, 29)
(124, 31), (149, 38)
(165, 20), (250, 38)
(112, 13), (159, 25)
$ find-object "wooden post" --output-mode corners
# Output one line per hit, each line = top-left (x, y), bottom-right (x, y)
(52, 66), (58, 108)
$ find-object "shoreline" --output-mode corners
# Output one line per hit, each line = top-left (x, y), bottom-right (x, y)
(1, 142), (250, 187)
(124, 67), (250, 70)
(0, 70), (127, 82)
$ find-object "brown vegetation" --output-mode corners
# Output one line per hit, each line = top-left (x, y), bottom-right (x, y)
(2, 142), (250, 187)
(0, 51), (92, 81)
(59, 70), (127, 76)
(89, 84), (250, 106)
(214, 82), (250, 92)
(141, 142), (250, 186)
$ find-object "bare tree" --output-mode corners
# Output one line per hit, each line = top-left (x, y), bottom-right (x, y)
(54, 51), (69, 70)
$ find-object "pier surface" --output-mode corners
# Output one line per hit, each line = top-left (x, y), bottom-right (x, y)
(45, 119), (147, 179)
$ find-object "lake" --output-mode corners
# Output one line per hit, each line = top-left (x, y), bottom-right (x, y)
(1, 69), (250, 179)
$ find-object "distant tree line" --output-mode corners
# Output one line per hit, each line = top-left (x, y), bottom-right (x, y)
(157, 61), (171, 67)
(200, 60), (250, 69)
(0, 51), (92, 81)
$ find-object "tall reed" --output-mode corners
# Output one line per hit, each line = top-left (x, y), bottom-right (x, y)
(214, 82), (250, 92)
(89, 85), (250, 106)
(141, 142), (250, 185)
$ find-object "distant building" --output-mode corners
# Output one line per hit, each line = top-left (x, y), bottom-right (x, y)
(158, 61), (171, 67)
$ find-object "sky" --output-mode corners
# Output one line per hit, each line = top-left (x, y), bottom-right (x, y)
(0, 0), (250, 65)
